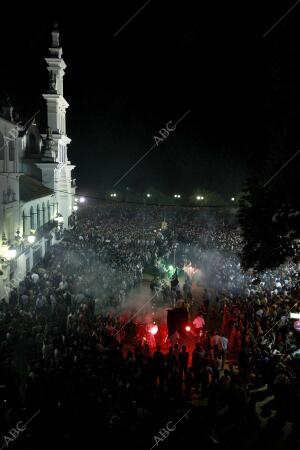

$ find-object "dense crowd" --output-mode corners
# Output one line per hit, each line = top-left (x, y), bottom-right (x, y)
(0, 202), (300, 449)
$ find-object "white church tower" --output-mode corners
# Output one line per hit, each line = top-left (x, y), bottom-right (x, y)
(38, 23), (76, 228)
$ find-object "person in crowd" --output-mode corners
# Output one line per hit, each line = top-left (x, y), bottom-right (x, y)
(193, 313), (205, 336)
(178, 345), (189, 381)
(219, 333), (228, 369)
(210, 331), (221, 360)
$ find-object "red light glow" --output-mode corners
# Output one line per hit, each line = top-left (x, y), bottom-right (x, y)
(185, 326), (191, 332)
(149, 324), (158, 335)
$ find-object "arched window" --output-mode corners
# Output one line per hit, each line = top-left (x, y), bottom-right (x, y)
(37, 205), (41, 228)
(9, 141), (14, 161)
(28, 133), (38, 154)
(42, 203), (46, 225)
(47, 201), (51, 222)
(0, 132), (4, 160)
(30, 206), (35, 230)
(22, 211), (26, 236)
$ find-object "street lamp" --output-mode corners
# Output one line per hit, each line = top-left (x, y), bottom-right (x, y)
(54, 213), (64, 223)
(15, 229), (21, 242)
(231, 197), (235, 202)
(79, 196), (85, 203)
(2, 233), (7, 246)
(27, 230), (36, 244)
(28, 234), (35, 244)
(146, 193), (151, 198)
(6, 246), (17, 260)
(73, 205), (78, 211)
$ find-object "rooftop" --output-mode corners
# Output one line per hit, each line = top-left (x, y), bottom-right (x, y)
(19, 175), (53, 202)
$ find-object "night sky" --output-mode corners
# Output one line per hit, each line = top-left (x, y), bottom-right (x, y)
(1, 0), (300, 198)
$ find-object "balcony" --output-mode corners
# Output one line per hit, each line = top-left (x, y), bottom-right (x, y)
(35, 221), (57, 240)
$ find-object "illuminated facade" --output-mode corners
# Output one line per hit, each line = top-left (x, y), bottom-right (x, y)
(0, 25), (76, 299)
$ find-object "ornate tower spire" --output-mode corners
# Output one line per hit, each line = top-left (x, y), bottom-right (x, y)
(49, 22), (62, 60)
(39, 24), (75, 230)
(43, 23), (68, 133)
(52, 22), (60, 47)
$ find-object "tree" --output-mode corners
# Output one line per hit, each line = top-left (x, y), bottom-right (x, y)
(239, 24), (300, 271)
(239, 178), (300, 271)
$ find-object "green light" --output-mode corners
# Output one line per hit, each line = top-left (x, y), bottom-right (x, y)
(167, 265), (176, 278)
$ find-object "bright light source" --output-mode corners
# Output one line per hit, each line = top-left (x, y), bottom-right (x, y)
(27, 235), (36, 244)
(185, 325), (191, 332)
(74, 197), (78, 203)
(231, 197), (235, 201)
(6, 247), (16, 260)
(146, 193), (151, 198)
(201, 196), (204, 200)
(174, 194), (181, 199)
(110, 193), (117, 198)
(54, 214), (63, 223)
(73, 205), (78, 211)
(196, 196), (201, 200)
(149, 324), (158, 335)
(79, 197), (85, 203)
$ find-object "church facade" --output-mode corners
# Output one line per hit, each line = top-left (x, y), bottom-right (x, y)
(0, 26), (76, 300)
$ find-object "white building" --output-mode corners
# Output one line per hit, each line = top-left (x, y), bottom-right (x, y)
(0, 25), (76, 300)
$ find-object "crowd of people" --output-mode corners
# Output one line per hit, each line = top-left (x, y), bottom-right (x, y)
(0, 201), (300, 449)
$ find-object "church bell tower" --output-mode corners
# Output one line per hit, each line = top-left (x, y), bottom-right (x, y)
(39, 23), (76, 228)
